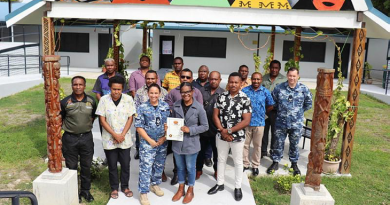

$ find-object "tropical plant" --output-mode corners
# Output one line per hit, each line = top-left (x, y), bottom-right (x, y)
(263, 47), (273, 75)
(364, 62), (373, 79)
(253, 53), (261, 72)
(324, 45), (354, 162)
(274, 164), (303, 193)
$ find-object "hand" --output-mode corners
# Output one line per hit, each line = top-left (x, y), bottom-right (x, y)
(181, 126), (190, 133)
(164, 123), (168, 132)
(157, 137), (166, 145)
(149, 140), (158, 148)
(113, 133), (124, 144)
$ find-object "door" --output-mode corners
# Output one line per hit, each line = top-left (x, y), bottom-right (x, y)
(333, 43), (350, 79)
(98, 33), (112, 67)
(159, 35), (175, 69)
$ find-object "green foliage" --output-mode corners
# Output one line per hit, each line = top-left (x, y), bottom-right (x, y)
(364, 62), (373, 79)
(372, 0), (390, 17)
(274, 164), (303, 193)
(91, 158), (104, 180)
(325, 45), (354, 161)
(263, 47), (273, 75)
(140, 21), (165, 29)
(253, 53), (261, 72)
(284, 46), (302, 72)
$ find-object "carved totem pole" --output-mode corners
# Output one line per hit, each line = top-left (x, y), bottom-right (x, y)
(42, 17), (62, 173)
(304, 68), (334, 191)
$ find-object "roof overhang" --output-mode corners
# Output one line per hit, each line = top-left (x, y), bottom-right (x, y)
(5, 0), (46, 27)
(46, 2), (362, 29)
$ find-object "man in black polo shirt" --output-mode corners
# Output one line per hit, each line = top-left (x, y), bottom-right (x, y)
(61, 76), (97, 203)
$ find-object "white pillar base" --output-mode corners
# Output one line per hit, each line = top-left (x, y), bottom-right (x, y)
(290, 183), (335, 205)
(33, 168), (78, 205)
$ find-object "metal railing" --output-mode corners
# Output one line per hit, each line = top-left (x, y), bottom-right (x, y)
(0, 191), (38, 205)
(362, 68), (390, 95)
(0, 54), (70, 76)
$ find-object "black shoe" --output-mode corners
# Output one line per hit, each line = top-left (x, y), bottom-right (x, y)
(266, 162), (279, 174)
(208, 184), (224, 195)
(134, 149), (139, 160)
(234, 188), (243, 201)
(80, 191), (94, 203)
(261, 152), (267, 159)
(243, 167), (250, 172)
(291, 162), (301, 176)
(204, 158), (213, 167)
(252, 168), (259, 176)
(102, 158), (108, 166)
(171, 173), (178, 185)
(79, 195), (82, 203)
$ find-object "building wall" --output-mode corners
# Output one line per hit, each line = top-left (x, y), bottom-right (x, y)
(58, 26), (142, 69)
(366, 38), (389, 80)
(152, 29), (354, 79)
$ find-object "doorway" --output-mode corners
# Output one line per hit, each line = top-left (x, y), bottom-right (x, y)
(159, 35), (175, 69)
(98, 33), (112, 67)
(333, 43), (351, 78)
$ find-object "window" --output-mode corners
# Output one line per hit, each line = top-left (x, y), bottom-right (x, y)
(282, 41), (326, 63)
(55, 32), (89, 53)
(183, 37), (227, 58)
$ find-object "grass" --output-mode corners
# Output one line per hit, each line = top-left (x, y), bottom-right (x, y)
(251, 93), (390, 205)
(0, 79), (390, 205)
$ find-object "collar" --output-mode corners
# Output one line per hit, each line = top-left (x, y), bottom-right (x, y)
(71, 93), (87, 102)
(171, 70), (180, 76)
(249, 85), (265, 92)
(103, 71), (118, 79)
(205, 85), (223, 93)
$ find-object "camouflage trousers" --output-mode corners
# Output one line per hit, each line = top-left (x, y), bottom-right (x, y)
(270, 127), (301, 163)
(138, 141), (168, 194)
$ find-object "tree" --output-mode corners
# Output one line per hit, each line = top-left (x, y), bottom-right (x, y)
(372, 0), (390, 17)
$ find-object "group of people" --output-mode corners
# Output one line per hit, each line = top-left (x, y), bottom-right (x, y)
(60, 55), (313, 205)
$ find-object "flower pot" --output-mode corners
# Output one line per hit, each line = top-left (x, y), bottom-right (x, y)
(322, 159), (341, 174)
(366, 79), (373, 84)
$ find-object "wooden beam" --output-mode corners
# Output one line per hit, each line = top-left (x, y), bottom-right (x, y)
(142, 27), (147, 54)
(113, 20), (120, 70)
(340, 28), (366, 174)
(42, 17), (55, 56)
(294, 26), (302, 63)
(270, 26), (275, 60)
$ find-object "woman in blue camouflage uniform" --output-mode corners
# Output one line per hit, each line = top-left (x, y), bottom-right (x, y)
(135, 83), (170, 205)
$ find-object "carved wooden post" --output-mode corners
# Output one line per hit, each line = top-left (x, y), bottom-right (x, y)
(142, 27), (147, 54)
(304, 68), (334, 191)
(270, 26), (276, 60)
(42, 17), (55, 56)
(113, 20), (120, 70)
(43, 55), (62, 173)
(340, 28), (366, 174)
(294, 27), (302, 62)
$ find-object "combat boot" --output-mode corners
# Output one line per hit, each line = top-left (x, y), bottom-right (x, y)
(291, 162), (301, 176)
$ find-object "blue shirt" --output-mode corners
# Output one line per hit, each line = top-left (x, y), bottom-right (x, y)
(272, 82), (313, 130)
(135, 100), (170, 143)
(242, 85), (274, 127)
(92, 72), (129, 96)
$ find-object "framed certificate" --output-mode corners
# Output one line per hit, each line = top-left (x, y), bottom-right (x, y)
(166, 117), (184, 141)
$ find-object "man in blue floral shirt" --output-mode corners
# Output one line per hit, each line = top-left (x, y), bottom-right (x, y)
(242, 72), (274, 176)
(267, 67), (312, 176)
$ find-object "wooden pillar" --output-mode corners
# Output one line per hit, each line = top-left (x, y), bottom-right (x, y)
(270, 26), (276, 60)
(42, 17), (55, 56)
(142, 27), (147, 54)
(43, 55), (62, 173)
(113, 20), (120, 70)
(294, 27), (302, 62)
(340, 28), (366, 174)
(304, 68), (334, 190)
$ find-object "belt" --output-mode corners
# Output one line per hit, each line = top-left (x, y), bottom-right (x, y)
(65, 131), (91, 137)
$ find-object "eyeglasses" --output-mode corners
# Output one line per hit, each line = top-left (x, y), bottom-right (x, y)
(181, 76), (191, 79)
(180, 90), (192, 95)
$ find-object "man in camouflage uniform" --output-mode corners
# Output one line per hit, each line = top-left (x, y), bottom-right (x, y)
(267, 67), (312, 176)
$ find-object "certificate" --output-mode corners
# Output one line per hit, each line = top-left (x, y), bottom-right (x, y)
(166, 117), (184, 141)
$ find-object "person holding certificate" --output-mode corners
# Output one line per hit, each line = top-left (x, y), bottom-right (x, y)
(170, 82), (209, 204)
(135, 83), (170, 205)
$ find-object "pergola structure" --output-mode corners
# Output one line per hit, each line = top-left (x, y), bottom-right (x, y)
(5, 0), (390, 177)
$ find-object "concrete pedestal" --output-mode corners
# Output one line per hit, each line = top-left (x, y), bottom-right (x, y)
(290, 183), (335, 205)
(33, 168), (78, 205)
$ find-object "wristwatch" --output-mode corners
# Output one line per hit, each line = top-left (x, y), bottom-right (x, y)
(227, 128), (232, 134)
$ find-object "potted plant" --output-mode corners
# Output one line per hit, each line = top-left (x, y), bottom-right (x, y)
(323, 46), (354, 174)
(364, 62), (373, 84)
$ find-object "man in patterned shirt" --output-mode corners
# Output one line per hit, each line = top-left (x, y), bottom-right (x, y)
(135, 70), (168, 107)
(266, 67), (313, 176)
(242, 72), (274, 176)
(162, 57), (183, 92)
(208, 72), (252, 201)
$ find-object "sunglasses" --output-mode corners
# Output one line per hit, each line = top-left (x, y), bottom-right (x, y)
(181, 76), (191, 79)
(180, 90), (192, 95)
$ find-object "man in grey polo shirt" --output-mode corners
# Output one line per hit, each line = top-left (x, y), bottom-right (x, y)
(61, 76), (97, 203)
